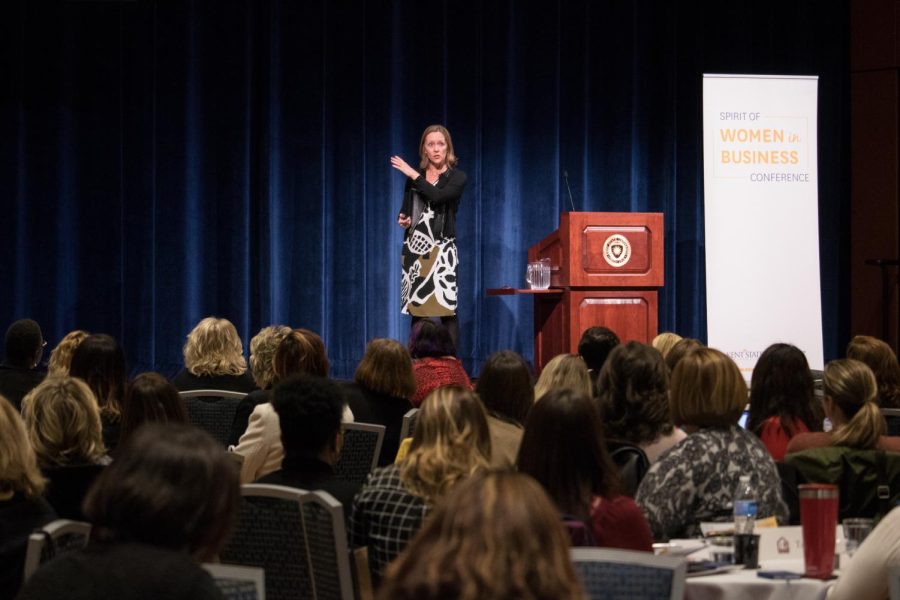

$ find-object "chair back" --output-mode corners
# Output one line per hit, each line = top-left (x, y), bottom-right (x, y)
(180, 389), (247, 446)
(882, 408), (900, 437)
(299, 491), (354, 600)
(22, 519), (92, 582)
(570, 548), (686, 600)
(606, 441), (650, 497)
(334, 423), (385, 485)
(203, 563), (266, 600)
(399, 408), (419, 441)
(220, 484), (315, 600)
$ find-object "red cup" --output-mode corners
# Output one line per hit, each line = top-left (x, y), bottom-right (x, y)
(799, 484), (839, 579)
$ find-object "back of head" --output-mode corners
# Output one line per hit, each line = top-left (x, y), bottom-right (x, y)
(475, 350), (534, 425)
(517, 388), (619, 517)
(408, 319), (456, 359)
(670, 347), (747, 428)
(0, 395), (45, 498)
(652, 332), (683, 359)
(4, 318), (44, 368)
(84, 423), (239, 561)
(120, 373), (188, 443)
(354, 338), (416, 399)
(47, 330), (90, 377)
(534, 354), (592, 401)
(401, 386), (491, 504)
(665, 338), (704, 373)
(21, 376), (106, 467)
(846, 335), (900, 409)
(378, 471), (586, 600)
(69, 333), (127, 419)
(577, 326), (620, 375)
(272, 375), (344, 460)
(748, 343), (816, 434)
(273, 328), (330, 382)
(183, 317), (247, 377)
(596, 341), (671, 445)
(825, 358), (884, 449)
(249, 325), (292, 389)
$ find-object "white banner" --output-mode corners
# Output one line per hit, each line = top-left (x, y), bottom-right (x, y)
(703, 74), (823, 375)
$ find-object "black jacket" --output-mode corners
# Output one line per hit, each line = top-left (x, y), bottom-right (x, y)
(399, 168), (467, 240)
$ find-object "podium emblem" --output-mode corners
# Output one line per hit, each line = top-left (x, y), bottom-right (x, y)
(603, 234), (631, 268)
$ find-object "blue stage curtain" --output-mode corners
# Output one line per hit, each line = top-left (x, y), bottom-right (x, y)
(0, 0), (849, 378)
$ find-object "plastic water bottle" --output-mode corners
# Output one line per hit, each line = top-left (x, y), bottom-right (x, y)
(733, 475), (758, 535)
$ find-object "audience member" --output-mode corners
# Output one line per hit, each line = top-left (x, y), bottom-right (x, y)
(786, 359), (900, 453)
(826, 503), (900, 600)
(0, 396), (55, 596)
(68, 333), (128, 451)
(664, 337), (704, 373)
(578, 326), (619, 388)
(350, 386), (490, 581)
(596, 342), (685, 463)
(533, 353), (592, 401)
(18, 423), (239, 600)
(747, 343), (820, 461)
(257, 375), (360, 510)
(342, 338), (415, 466)
(636, 348), (787, 540)
(377, 471), (587, 600)
(172, 317), (257, 393)
(518, 388), (653, 551)
(651, 331), (683, 360)
(846, 335), (900, 409)
(475, 350), (533, 468)
(0, 319), (46, 411)
(120, 373), (188, 446)
(408, 320), (472, 407)
(21, 377), (110, 520)
(46, 330), (89, 377)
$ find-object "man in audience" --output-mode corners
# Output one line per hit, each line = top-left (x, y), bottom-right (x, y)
(578, 325), (620, 389)
(0, 319), (46, 411)
(256, 374), (361, 509)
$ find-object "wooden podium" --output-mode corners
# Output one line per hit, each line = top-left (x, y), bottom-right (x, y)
(489, 212), (664, 371)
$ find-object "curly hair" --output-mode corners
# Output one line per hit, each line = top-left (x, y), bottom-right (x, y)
(846, 335), (900, 409)
(248, 325), (292, 389)
(183, 317), (247, 377)
(47, 330), (90, 377)
(21, 376), (107, 467)
(378, 471), (586, 600)
(0, 395), (46, 498)
(354, 338), (416, 400)
(400, 387), (491, 504)
(747, 343), (818, 436)
(596, 342), (673, 446)
(533, 354), (592, 401)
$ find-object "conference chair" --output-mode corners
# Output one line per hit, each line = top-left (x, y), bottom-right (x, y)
(22, 519), (92, 583)
(180, 389), (248, 446)
(882, 408), (900, 437)
(299, 490), (354, 600)
(570, 548), (687, 600)
(203, 564), (266, 600)
(334, 423), (385, 485)
(399, 408), (419, 441)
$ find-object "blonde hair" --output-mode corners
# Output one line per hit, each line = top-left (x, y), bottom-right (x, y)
(670, 348), (747, 428)
(21, 377), (107, 467)
(47, 330), (90, 377)
(400, 387), (491, 504)
(378, 472), (587, 600)
(826, 359), (884, 449)
(652, 332), (683, 359)
(183, 317), (247, 377)
(418, 124), (458, 170)
(846, 335), (900, 409)
(0, 395), (45, 498)
(354, 338), (416, 399)
(533, 354), (593, 401)
(248, 325), (291, 389)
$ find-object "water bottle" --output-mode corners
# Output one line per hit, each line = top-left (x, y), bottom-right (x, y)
(733, 475), (758, 535)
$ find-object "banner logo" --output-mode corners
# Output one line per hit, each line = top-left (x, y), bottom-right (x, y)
(603, 234), (631, 268)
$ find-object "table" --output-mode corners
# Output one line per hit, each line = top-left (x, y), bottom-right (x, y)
(685, 559), (833, 600)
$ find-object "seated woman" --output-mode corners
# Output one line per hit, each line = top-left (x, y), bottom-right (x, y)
(474, 350), (533, 468)
(68, 333), (128, 451)
(408, 320), (471, 407)
(172, 317), (257, 394)
(747, 343), (821, 461)
(846, 335), (900, 409)
(350, 386), (490, 581)
(46, 330), (89, 377)
(342, 338), (415, 466)
(651, 331), (682, 360)
(377, 471), (586, 600)
(21, 377), (111, 520)
(0, 396), (55, 596)
(663, 337), (704, 374)
(786, 359), (900, 453)
(517, 388), (653, 551)
(596, 342), (686, 463)
(18, 423), (238, 600)
(119, 372), (188, 446)
(533, 353), (593, 402)
(827, 504), (900, 600)
(636, 348), (788, 540)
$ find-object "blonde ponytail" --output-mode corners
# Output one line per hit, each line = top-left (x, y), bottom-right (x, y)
(832, 401), (885, 449)
(826, 359), (883, 449)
